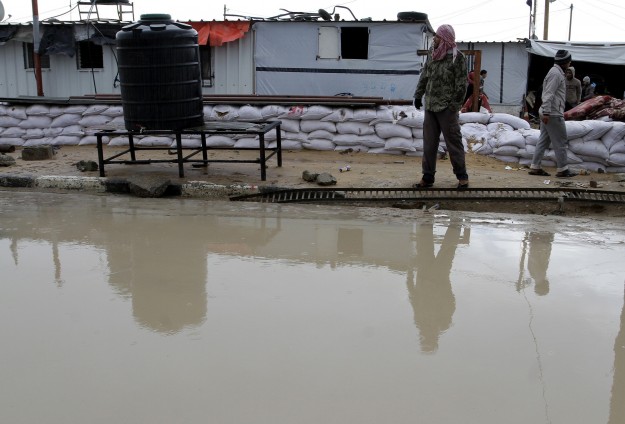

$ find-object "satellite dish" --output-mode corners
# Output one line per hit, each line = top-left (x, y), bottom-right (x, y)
(0, 0), (5, 22)
(318, 8), (332, 21)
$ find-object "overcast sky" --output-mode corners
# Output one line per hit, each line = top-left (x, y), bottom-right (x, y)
(2, 0), (624, 42)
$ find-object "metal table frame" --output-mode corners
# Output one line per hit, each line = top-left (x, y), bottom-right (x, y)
(95, 120), (282, 181)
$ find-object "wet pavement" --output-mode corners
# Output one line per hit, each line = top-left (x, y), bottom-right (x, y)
(0, 190), (624, 424)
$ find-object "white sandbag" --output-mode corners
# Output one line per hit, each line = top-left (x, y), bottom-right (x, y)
(0, 137), (25, 146)
(62, 105), (88, 115)
(108, 116), (126, 126)
(302, 139), (336, 151)
(79, 135), (109, 146)
(564, 121), (591, 140)
(137, 136), (173, 147)
(26, 104), (51, 116)
(374, 122), (413, 139)
(43, 127), (63, 137)
(520, 128), (540, 145)
(23, 128), (45, 139)
(320, 108), (353, 122)
(0, 105), (8, 115)
(352, 108), (378, 123)
(283, 131), (307, 142)
(396, 108), (424, 128)
(60, 125), (85, 136)
(581, 120), (613, 141)
(576, 161), (606, 173)
(488, 113), (530, 130)
(176, 138), (202, 148)
(366, 147), (404, 155)
(307, 129), (334, 140)
(6, 106), (27, 120)
(269, 140), (302, 150)
(82, 105), (110, 116)
(412, 128), (424, 139)
(471, 141), (493, 155)
(517, 145), (535, 159)
(459, 112), (490, 125)
(233, 138), (262, 149)
(101, 106), (124, 117)
(610, 139), (625, 154)
(300, 120), (336, 133)
(237, 105), (264, 121)
(358, 134), (386, 148)
(52, 135), (81, 146)
(18, 116), (52, 129)
(494, 130), (526, 149)
(576, 154), (608, 166)
(278, 105), (308, 119)
(608, 153), (625, 166)
(0, 116), (22, 127)
(78, 115), (112, 127)
(545, 148), (583, 164)
(385, 137), (415, 152)
(299, 105), (333, 120)
(336, 121), (376, 136)
(568, 138), (609, 160)
(108, 136), (130, 146)
(370, 107), (397, 124)
(50, 114), (83, 128)
(333, 133), (367, 146)
(202, 105), (213, 119)
(261, 128), (281, 142)
(487, 122), (514, 133)
(1, 126), (25, 137)
(210, 105), (239, 121)
(260, 105), (287, 119)
(275, 118), (298, 133)
(493, 145), (520, 156)
(601, 121), (625, 150)
(205, 135), (235, 147)
(461, 123), (489, 142)
(23, 137), (53, 147)
(412, 138), (424, 151)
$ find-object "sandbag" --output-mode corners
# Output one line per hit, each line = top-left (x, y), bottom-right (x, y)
(459, 112), (490, 125)
(320, 108), (353, 122)
(236, 105), (264, 121)
(581, 120), (613, 141)
(300, 120), (336, 133)
(488, 113), (530, 130)
(374, 122), (413, 139)
(299, 105), (333, 120)
(302, 139), (336, 151)
(385, 137), (415, 152)
(336, 122), (375, 136)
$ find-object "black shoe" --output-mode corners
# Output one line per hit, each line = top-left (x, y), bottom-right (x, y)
(457, 180), (469, 189)
(414, 180), (433, 188)
(555, 170), (578, 178)
(528, 169), (550, 176)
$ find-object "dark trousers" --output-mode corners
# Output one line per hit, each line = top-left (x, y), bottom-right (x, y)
(422, 108), (468, 182)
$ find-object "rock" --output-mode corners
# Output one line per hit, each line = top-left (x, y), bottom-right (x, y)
(316, 172), (337, 186)
(22, 146), (55, 161)
(127, 175), (172, 198)
(302, 170), (319, 182)
(0, 154), (16, 167)
(76, 160), (99, 172)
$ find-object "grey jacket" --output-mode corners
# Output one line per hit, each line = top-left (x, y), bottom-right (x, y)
(540, 64), (566, 117)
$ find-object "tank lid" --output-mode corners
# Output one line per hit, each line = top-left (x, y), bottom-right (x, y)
(139, 14), (172, 21)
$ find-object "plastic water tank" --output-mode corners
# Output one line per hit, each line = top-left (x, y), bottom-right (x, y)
(116, 14), (204, 131)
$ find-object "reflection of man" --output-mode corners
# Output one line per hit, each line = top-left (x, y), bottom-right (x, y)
(526, 232), (554, 296)
(406, 222), (461, 353)
(608, 284), (625, 424)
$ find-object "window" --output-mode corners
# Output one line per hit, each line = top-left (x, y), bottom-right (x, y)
(340, 27), (369, 59)
(317, 26), (369, 60)
(23, 43), (51, 69)
(199, 45), (213, 87)
(77, 41), (103, 69)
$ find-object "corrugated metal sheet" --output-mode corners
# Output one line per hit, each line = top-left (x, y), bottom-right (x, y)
(206, 31), (254, 95)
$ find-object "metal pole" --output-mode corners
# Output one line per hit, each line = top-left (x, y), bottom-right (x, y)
(531, 0), (537, 39)
(31, 0), (44, 96)
(568, 4), (573, 41)
(543, 0), (550, 40)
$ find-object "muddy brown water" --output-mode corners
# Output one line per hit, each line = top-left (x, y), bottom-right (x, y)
(1, 190), (624, 424)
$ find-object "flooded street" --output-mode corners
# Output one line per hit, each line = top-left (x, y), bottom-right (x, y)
(1, 190), (624, 424)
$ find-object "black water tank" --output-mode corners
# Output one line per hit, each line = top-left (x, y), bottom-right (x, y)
(116, 14), (204, 131)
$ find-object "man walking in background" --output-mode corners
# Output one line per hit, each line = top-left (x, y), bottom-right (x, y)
(528, 49), (578, 178)
(413, 24), (469, 189)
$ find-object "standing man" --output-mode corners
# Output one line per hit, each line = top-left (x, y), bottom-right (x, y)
(582, 76), (596, 101)
(564, 66), (581, 111)
(414, 24), (469, 189)
(528, 49), (578, 178)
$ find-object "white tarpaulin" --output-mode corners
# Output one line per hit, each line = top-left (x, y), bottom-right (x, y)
(527, 40), (625, 65)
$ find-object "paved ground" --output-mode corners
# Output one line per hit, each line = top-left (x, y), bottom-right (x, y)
(1, 145), (625, 217)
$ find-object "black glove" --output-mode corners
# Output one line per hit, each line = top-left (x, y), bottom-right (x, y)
(414, 98), (423, 110)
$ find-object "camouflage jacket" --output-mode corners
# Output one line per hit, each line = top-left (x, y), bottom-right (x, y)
(414, 50), (467, 113)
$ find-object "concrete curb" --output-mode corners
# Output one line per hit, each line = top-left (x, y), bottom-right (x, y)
(0, 173), (260, 199)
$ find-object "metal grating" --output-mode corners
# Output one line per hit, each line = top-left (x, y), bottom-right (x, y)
(231, 187), (625, 204)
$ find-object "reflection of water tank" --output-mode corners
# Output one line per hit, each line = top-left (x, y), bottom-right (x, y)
(116, 14), (204, 131)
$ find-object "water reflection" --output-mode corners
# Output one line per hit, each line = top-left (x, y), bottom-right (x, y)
(609, 283), (625, 424)
(406, 221), (468, 353)
(518, 232), (554, 296)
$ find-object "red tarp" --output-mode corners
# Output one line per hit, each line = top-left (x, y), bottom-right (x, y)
(187, 21), (251, 47)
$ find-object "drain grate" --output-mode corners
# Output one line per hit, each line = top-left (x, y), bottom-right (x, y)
(231, 187), (625, 204)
